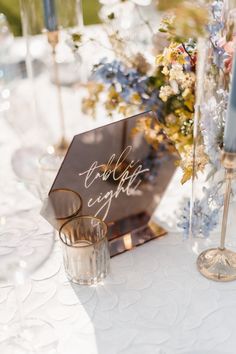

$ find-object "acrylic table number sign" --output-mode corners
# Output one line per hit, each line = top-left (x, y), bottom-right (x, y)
(41, 111), (177, 256)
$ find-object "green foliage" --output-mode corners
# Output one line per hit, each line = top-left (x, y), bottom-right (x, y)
(0, 0), (101, 36)
(157, 0), (185, 11)
(0, 0), (21, 35)
(158, 0), (209, 41)
(82, 0), (100, 26)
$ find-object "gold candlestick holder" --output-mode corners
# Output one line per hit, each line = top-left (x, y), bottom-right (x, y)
(47, 31), (69, 154)
(197, 151), (236, 281)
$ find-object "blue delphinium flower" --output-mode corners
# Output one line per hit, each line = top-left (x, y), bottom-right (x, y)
(178, 183), (224, 239)
(211, 0), (224, 22)
(207, 0), (228, 69)
(92, 59), (125, 84)
(91, 58), (161, 110)
(200, 89), (228, 170)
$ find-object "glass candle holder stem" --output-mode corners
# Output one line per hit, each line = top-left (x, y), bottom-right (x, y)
(219, 168), (233, 250)
(189, 37), (207, 240)
(47, 31), (68, 153)
(197, 151), (236, 281)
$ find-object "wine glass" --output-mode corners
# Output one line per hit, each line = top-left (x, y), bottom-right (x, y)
(11, 149), (64, 203)
(38, 152), (64, 200)
(0, 210), (57, 353)
(0, 13), (14, 114)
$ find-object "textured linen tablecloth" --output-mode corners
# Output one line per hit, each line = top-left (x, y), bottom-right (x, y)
(1, 26), (236, 354)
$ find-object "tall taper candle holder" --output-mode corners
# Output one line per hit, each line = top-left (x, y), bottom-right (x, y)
(19, 0), (84, 156)
(47, 31), (69, 153)
(197, 151), (236, 281)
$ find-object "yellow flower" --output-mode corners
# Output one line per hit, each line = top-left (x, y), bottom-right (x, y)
(156, 54), (164, 66)
(87, 82), (104, 95)
(105, 86), (122, 111)
(156, 42), (187, 68)
(82, 98), (96, 114)
(118, 104), (129, 115)
(131, 117), (162, 150)
(179, 145), (209, 184)
(162, 66), (169, 75)
(131, 92), (142, 104)
(182, 88), (191, 98)
(82, 82), (104, 117)
(165, 114), (177, 124)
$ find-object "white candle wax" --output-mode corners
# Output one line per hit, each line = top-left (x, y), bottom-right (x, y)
(69, 240), (94, 282)
(224, 54), (236, 153)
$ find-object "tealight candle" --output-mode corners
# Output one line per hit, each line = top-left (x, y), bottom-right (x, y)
(59, 216), (110, 285)
(224, 53), (236, 153)
(123, 234), (132, 250)
(43, 0), (57, 32)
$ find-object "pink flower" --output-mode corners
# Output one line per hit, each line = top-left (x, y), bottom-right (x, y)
(224, 39), (235, 55)
(225, 57), (232, 73)
(218, 36), (236, 73)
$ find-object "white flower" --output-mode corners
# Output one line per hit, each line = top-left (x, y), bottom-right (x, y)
(181, 72), (195, 89)
(170, 80), (179, 95)
(159, 85), (174, 102)
(169, 64), (185, 82)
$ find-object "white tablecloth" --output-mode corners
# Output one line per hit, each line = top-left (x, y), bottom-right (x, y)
(1, 26), (236, 354)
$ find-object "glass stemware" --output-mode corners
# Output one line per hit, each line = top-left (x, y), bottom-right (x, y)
(11, 150), (63, 202)
(0, 13), (14, 114)
(38, 152), (64, 200)
(0, 210), (57, 353)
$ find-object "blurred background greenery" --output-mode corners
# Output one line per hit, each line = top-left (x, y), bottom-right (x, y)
(0, 0), (100, 36)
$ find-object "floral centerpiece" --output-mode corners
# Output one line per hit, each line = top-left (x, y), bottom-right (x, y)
(73, 0), (235, 238)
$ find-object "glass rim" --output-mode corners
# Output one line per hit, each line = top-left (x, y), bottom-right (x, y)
(48, 188), (83, 220)
(38, 153), (63, 172)
(59, 215), (108, 248)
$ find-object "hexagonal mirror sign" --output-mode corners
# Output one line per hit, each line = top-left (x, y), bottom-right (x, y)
(41, 111), (177, 256)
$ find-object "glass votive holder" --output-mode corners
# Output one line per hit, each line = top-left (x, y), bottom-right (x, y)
(47, 188), (82, 230)
(38, 152), (63, 199)
(59, 216), (110, 285)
